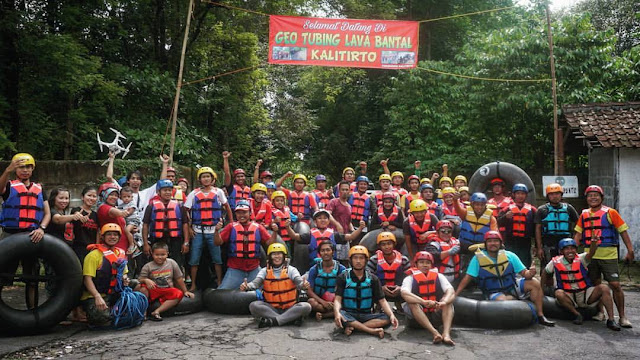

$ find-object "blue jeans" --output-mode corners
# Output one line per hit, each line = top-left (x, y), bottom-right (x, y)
(218, 267), (260, 290)
(189, 232), (222, 266)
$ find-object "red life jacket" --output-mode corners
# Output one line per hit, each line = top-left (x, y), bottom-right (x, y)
(229, 184), (251, 209)
(580, 206), (619, 247)
(309, 227), (335, 261)
(509, 203), (533, 238)
(436, 238), (461, 279)
(409, 214), (431, 244)
(374, 190), (397, 208)
(313, 189), (332, 208)
(290, 191), (312, 221)
(409, 268), (439, 312)
(191, 189), (222, 226)
(552, 255), (591, 292)
(393, 186), (408, 197)
(350, 192), (369, 221)
(86, 244), (126, 294)
(442, 203), (457, 217)
(150, 200), (182, 238)
(250, 198), (271, 225)
(272, 207), (291, 242)
(426, 201), (439, 217)
(404, 192), (420, 211)
(0, 180), (44, 229)
(377, 205), (399, 223)
(488, 196), (514, 232)
(228, 222), (261, 259)
(375, 250), (403, 286)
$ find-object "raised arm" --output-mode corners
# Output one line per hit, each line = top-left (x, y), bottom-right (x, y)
(222, 151), (232, 187)
(253, 159), (263, 184)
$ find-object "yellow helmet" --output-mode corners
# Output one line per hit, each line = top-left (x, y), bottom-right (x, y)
(420, 177), (431, 185)
(409, 199), (428, 212)
(391, 171), (404, 180)
(196, 166), (217, 180)
(376, 231), (397, 244)
(454, 175), (467, 184)
(442, 187), (456, 195)
(271, 190), (286, 201)
(440, 176), (452, 185)
(293, 174), (308, 184)
(267, 243), (288, 256)
(100, 223), (122, 235)
(251, 183), (268, 194)
(342, 167), (355, 176)
(459, 186), (470, 193)
(379, 174), (392, 182)
(12, 153), (35, 168)
(348, 245), (370, 259)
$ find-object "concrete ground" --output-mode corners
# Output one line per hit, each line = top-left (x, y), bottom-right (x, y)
(1, 290), (640, 360)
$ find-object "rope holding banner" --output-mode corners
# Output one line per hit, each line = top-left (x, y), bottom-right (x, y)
(414, 66), (552, 83)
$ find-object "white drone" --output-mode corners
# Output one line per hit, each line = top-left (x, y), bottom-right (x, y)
(97, 128), (133, 165)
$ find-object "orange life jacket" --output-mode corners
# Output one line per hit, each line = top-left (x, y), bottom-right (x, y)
(409, 268), (439, 312)
(272, 207), (292, 242)
(509, 203), (533, 238)
(442, 203), (457, 217)
(409, 214), (432, 244)
(349, 192), (370, 221)
(289, 191), (313, 221)
(552, 255), (591, 292)
(86, 244), (126, 294)
(436, 238), (461, 279)
(488, 196), (514, 232)
(393, 186), (408, 197)
(191, 189), (222, 226)
(580, 206), (619, 247)
(250, 198), (271, 225)
(313, 189), (332, 208)
(426, 200), (439, 217)
(377, 205), (399, 223)
(229, 184), (251, 209)
(263, 266), (298, 309)
(374, 190), (398, 208)
(150, 200), (182, 238)
(375, 250), (404, 287)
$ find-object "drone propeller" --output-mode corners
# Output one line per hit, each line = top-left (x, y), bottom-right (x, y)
(122, 142), (132, 159)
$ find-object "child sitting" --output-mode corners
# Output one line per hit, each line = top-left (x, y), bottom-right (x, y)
(139, 242), (194, 321)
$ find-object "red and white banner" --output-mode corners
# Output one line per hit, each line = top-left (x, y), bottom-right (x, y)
(268, 15), (419, 69)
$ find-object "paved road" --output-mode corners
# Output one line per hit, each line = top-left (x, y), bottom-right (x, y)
(2, 291), (640, 360)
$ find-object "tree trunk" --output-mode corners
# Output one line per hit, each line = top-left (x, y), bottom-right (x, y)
(1, 0), (21, 150)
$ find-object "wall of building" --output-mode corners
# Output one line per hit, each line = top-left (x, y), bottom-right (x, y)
(617, 148), (640, 259)
(588, 147), (617, 207)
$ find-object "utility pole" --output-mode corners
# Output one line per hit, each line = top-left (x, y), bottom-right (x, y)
(169, 0), (195, 166)
(546, 4), (563, 175)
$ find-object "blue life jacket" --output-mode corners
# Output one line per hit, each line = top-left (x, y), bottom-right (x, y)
(312, 259), (340, 295)
(228, 222), (262, 259)
(342, 269), (373, 313)
(228, 184), (250, 210)
(579, 207), (619, 247)
(475, 249), (517, 298)
(191, 189), (222, 226)
(0, 180), (44, 230)
(459, 207), (492, 247)
(542, 203), (571, 237)
(308, 228), (336, 264)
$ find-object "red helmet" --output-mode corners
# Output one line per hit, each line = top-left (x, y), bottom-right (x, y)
(408, 175), (420, 182)
(413, 251), (434, 264)
(436, 220), (453, 231)
(260, 170), (273, 179)
(382, 192), (395, 200)
(490, 178), (505, 185)
(584, 185), (604, 197)
(484, 230), (503, 241)
(177, 177), (189, 186)
(233, 169), (246, 177)
(166, 166), (177, 174)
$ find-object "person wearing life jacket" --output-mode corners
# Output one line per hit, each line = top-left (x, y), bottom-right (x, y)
(404, 199), (440, 261)
(312, 174), (334, 209)
(425, 220), (462, 286)
(453, 175), (467, 191)
(457, 186), (470, 205)
(455, 231), (555, 326)
(164, 166), (185, 203)
(269, 190), (298, 255)
(348, 176), (373, 229)
(215, 199), (277, 289)
(419, 184), (442, 219)
(222, 151), (251, 213)
(142, 180), (190, 270)
(177, 178), (189, 195)
(401, 251), (456, 346)
(264, 181), (277, 200)
(307, 240), (347, 320)
(540, 238), (620, 330)
(534, 183), (579, 274)
(454, 192), (498, 253)
(497, 183), (536, 268)
(334, 245), (398, 338)
(0, 153), (51, 307)
(252, 158), (273, 184)
(573, 185), (634, 328)
(241, 243), (312, 328)
(184, 167), (232, 291)
(332, 163), (366, 198)
(249, 183), (272, 227)
(435, 176), (453, 205)
(288, 174), (318, 224)
(440, 187), (462, 236)
(401, 175), (421, 216)
(366, 232), (410, 310)
(486, 178), (514, 236)
(390, 171), (408, 197)
(81, 224), (129, 327)
(370, 192), (404, 232)
(373, 174), (399, 208)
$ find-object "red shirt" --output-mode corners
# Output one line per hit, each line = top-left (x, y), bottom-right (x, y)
(97, 204), (128, 251)
(326, 198), (352, 232)
(219, 222), (272, 271)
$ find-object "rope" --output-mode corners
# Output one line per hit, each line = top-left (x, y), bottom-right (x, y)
(181, 65), (262, 86)
(110, 259), (148, 330)
(525, 301), (539, 325)
(418, 6), (517, 23)
(414, 66), (552, 83)
(201, 0), (269, 17)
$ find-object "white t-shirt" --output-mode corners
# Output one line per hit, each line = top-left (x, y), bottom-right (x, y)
(185, 187), (228, 233)
(401, 270), (453, 297)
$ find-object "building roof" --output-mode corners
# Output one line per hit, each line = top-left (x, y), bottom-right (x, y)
(563, 102), (640, 148)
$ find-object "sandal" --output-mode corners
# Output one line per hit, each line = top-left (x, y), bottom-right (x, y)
(149, 313), (163, 322)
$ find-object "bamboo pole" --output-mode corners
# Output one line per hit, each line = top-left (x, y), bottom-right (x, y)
(546, 5), (563, 175)
(169, 0), (195, 166)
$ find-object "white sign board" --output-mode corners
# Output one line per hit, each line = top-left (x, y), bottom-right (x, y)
(542, 176), (579, 198)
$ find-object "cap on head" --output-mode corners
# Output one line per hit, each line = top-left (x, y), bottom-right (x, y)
(265, 181), (277, 190)
(420, 178), (431, 185)
(454, 175), (467, 184)
(436, 220), (453, 231)
(233, 169), (246, 177)
(270, 190), (286, 201)
(490, 178), (505, 186)
(315, 174), (327, 182)
(408, 175), (420, 182)
(342, 167), (355, 176)
(439, 176), (452, 185)
(260, 170), (273, 179)
(420, 183), (434, 192)
(391, 171), (404, 180)
(459, 186), (470, 193)
(484, 230), (503, 242)
(545, 183), (563, 195)
(178, 177), (189, 186)
(166, 166), (177, 174)
(382, 192), (395, 201)
(293, 174), (308, 184)
(442, 187), (456, 196)
(312, 209), (330, 219)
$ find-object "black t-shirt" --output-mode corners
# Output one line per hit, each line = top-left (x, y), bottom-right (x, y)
(335, 270), (384, 313)
(534, 202), (579, 245)
(143, 202), (189, 240)
(1, 181), (47, 233)
(70, 207), (98, 247)
(45, 208), (67, 240)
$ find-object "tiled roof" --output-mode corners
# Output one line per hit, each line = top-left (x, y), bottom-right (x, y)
(563, 102), (640, 148)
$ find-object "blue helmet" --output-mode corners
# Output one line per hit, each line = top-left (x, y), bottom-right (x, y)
(265, 181), (277, 190)
(315, 174), (327, 182)
(512, 183), (529, 194)
(470, 192), (487, 203)
(356, 176), (369, 184)
(420, 183), (434, 192)
(235, 199), (251, 211)
(156, 179), (174, 191)
(558, 238), (577, 250)
(117, 176), (128, 187)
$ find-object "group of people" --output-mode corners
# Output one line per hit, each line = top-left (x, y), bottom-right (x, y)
(0, 151), (634, 342)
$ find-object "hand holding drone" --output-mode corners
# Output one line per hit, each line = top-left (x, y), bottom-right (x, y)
(97, 128), (133, 165)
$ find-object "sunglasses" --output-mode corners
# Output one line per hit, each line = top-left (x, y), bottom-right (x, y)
(439, 228), (452, 234)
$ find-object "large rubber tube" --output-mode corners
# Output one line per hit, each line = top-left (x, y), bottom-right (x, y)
(291, 242), (311, 275)
(0, 233), (83, 334)
(147, 291), (203, 317)
(542, 295), (598, 320)
(452, 296), (538, 329)
(293, 222), (311, 244)
(359, 228), (407, 257)
(203, 288), (257, 315)
(469, 161), (536, 204)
